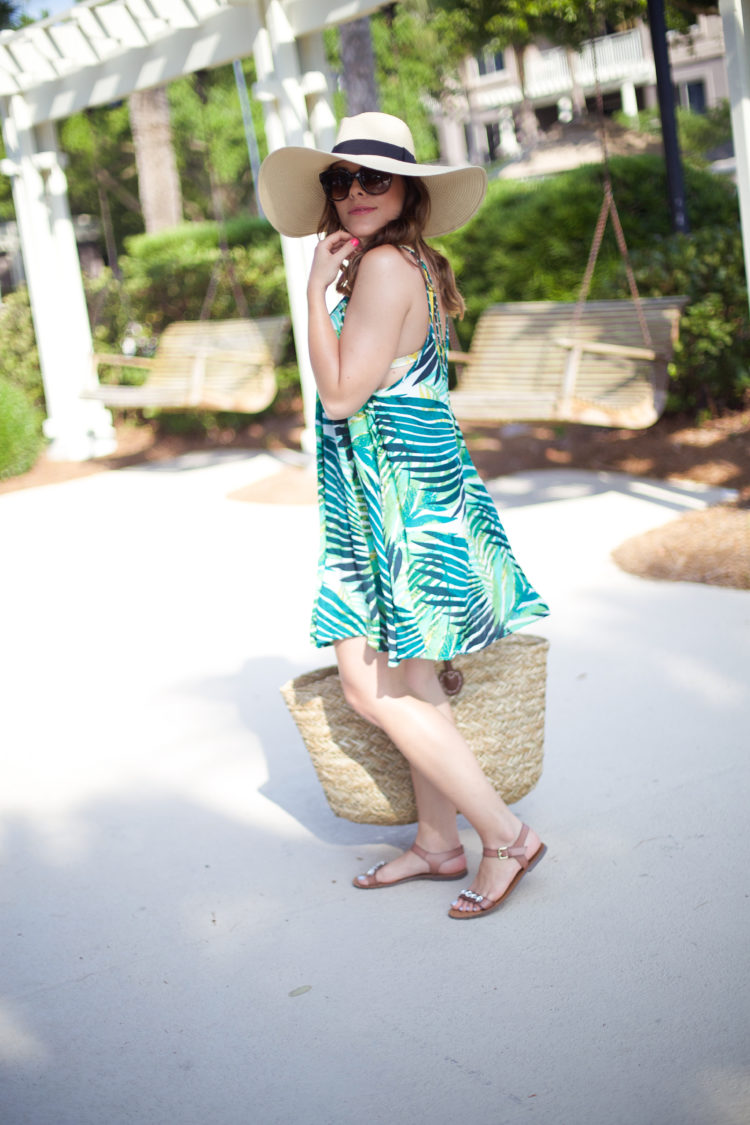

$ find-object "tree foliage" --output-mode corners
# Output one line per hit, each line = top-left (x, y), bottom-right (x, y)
(371, 6), (457, 159)
(424, 0), (645, 55)
(0, 0), (20, 30)
(425, 1), (721, 46)
(59, 102), (143, 257)
(50, 60), (264, 259)
(167, 61), (265, 223)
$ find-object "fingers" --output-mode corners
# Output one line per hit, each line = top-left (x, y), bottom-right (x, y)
(309, 233), (360, 288)
(322, 231), (359, 258)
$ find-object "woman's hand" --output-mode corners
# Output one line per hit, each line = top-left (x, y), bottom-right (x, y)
(308, 230), (359, 293)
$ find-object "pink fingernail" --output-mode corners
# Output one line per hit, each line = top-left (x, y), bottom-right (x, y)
(351, 238), (359, 246)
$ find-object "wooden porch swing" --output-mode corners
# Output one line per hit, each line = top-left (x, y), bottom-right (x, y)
(82, 73), (289, 416)
(448, 40), (687, 430)
(83, 314), (290, 414)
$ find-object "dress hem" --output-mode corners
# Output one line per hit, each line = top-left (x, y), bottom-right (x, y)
(310, 604), (550, 668)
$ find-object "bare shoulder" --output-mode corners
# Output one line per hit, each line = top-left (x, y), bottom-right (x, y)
(355, 244), (423, 295)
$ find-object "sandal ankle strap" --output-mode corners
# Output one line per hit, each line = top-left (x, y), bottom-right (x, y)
(482, 824), (530, 869)
(411, 842), (465, 872)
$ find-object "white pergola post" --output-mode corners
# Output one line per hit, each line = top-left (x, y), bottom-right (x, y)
(1, 95), (115, 459)
(254, 1), (324, 451)
(720, 0), (750, 302)
(299, 31), (337, 150)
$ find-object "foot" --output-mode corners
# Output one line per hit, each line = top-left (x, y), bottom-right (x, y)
(353, 842), (467, 888)
(449, 824), (545, 916)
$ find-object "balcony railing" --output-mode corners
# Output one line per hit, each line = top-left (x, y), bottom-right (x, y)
(576, 28), (649, 85)
(472, 27), (655, 108)
(527, 47), (569, 98)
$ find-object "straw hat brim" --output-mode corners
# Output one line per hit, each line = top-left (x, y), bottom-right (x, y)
(258, 146), (487, 238)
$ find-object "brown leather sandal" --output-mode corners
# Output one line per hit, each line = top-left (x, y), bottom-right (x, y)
(448, 824), (546, 919)
(353, 843), (468, 889)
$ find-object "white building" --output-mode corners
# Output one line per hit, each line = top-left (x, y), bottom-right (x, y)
(436, 15), (729, 166)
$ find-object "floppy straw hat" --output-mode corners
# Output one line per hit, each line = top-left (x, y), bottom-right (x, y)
(258, 112), (487, 238)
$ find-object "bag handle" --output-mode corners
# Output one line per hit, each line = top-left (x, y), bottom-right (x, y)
(438, 661), (464, 696)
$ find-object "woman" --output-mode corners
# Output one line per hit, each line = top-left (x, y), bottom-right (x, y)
(259, 113), (549, 918)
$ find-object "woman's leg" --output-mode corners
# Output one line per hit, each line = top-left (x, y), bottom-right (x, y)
(336, 637), (542, 909)
(350, 650), (465, 884)
(402, 655), (462, 853)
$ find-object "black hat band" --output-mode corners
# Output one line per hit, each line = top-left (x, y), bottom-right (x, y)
(331, 139), (417, 163)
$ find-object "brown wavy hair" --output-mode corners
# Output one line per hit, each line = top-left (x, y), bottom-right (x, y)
(317, 176), (465, 318)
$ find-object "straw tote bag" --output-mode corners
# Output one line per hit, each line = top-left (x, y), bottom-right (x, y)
(280, 633), (549, 825)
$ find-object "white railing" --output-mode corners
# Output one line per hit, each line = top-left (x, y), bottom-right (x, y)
(527, 47), (570, 98)
(576, 28), (645, 85)
(471, 26), (653, 108)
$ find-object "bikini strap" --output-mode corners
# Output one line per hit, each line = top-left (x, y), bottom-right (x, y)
(399, 245), (447, 368)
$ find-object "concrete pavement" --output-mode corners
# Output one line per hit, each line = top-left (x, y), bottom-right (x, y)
(0, 453), (748, 1125)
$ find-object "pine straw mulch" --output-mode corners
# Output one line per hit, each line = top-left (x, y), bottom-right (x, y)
(612, 503), (750, 589)
(2, 405), (749, 590)
(465, 409), (750, 591)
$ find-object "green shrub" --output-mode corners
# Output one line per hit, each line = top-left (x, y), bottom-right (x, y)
(618, 102), (733, 167)
(124, 215), (274, 260)
(0, 287), (44, 408)
(676, 102), (733, 165)
(87, 218), (290, 350)
(0, 376), (44, 479)
(86, 269), (141, 358)
(440, 155), (740, 340)
(603, 225), (750, 413)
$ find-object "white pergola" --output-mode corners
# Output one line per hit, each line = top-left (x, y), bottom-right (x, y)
(2, 1), (750, 460)
(0, 0), (384, 459)
(721, 1), (750, 297)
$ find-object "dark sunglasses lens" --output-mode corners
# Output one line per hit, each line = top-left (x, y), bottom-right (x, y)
(320, 171), (352, 200)
(320, 168), (393, 200)
(359, 170), (392, 194)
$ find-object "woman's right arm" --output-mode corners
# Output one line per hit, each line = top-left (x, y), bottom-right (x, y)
(306, 231), (357, 419)
(307, 237), (413, 419)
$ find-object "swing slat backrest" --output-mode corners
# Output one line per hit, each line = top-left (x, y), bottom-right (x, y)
(448, 297), (687, 429)
(85, 316), (290, 413)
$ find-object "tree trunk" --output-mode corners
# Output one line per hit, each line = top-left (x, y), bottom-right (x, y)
(513, 44), (540, 148)
(129, 86), (182, 233)
(340, 17), (379, 115)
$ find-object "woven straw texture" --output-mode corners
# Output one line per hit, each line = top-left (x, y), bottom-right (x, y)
(280, 633), (549, 825)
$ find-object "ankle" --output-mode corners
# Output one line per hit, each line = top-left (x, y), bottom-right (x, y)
(481, 815), (524, 853)
(414, 832), (462, 855)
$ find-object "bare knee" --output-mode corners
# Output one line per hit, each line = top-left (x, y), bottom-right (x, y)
(335, 640), (405, 727)
(339, 672), (381, 725)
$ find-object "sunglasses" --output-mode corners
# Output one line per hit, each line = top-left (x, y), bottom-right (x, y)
(319, 167), (393, 202)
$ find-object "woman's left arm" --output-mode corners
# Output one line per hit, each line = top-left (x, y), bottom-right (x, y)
(308, 242), (415, 419)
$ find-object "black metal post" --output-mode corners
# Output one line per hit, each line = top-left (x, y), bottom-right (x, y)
(647, 0), (690, 233)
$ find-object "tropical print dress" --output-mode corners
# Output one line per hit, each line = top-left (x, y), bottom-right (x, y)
(310, 252), (549, 666)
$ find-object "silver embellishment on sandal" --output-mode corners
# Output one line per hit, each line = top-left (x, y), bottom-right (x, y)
(460, 889), (485, 903)
(365, 861), (386, 876)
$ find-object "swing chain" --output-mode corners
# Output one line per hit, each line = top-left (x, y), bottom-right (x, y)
(569, 11), (654, 351)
